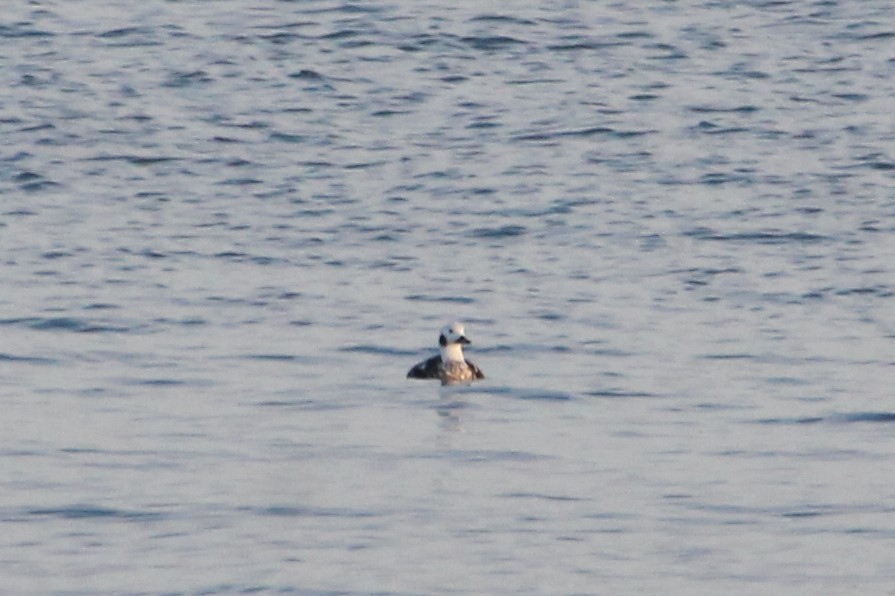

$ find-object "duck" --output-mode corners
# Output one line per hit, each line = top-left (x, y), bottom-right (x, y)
(407, 322), (485, 385)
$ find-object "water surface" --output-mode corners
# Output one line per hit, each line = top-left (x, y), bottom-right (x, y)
(2, 1), (895, 593)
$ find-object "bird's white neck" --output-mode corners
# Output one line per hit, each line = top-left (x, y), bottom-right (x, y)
(440, 343), (466, 363)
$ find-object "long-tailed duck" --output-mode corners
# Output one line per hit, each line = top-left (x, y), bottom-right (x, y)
(407, 322), (485, 385)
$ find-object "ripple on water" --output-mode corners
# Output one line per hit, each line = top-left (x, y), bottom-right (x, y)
(256, 505), (380, 519)
(338, 345), (418, 357)
(585, 390), (661, 399)
(499, 492), (588, 502)
(468, 225), (527, 238)
(0, 317), (136, 333)
(405, 294), (477, 304)
(473, 385), (575, 402)
(683, 228), (830, 245)
(756, 412), (895, 425)
(420, 449), (553, 463)
(0, 353), (58, 365)
(24, 505), (166, 521)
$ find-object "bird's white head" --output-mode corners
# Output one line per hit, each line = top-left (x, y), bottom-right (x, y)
(439, 322), (470, 347)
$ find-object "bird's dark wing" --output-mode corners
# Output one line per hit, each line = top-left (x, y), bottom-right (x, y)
(466, 359), (485, 380)
(407, 355), (441, 379)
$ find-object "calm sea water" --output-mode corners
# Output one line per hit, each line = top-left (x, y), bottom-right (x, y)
(2, 1), (895, 593)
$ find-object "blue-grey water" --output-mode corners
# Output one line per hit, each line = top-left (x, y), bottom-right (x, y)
(2, 1), (895, 593)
